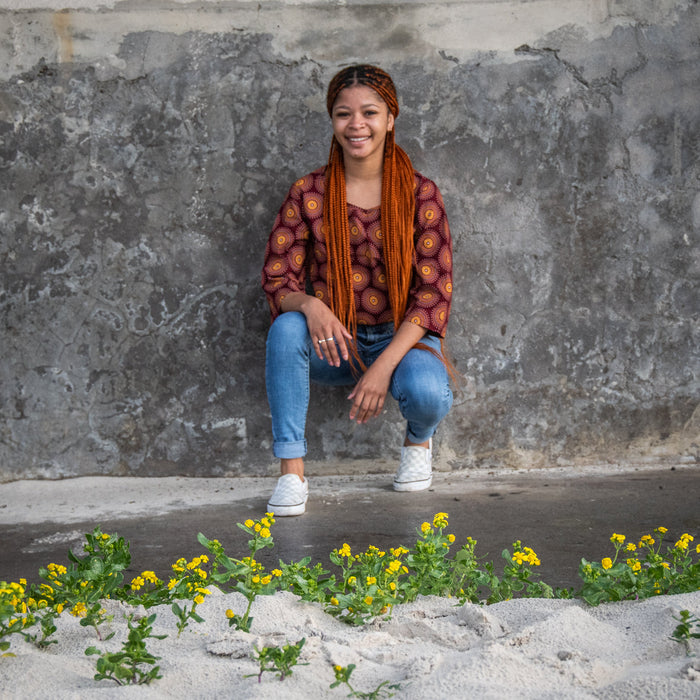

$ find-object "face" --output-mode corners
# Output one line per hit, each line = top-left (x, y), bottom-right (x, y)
(331, 84), (395, 164)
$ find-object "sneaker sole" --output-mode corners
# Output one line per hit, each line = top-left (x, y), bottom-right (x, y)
(393, 475), (433, 492)
(266, 501), (306, 516)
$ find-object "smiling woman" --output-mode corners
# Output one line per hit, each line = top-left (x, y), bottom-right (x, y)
(261, 65), (455, 516)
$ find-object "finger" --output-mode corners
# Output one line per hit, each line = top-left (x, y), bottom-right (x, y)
(334, 334), (350, 362)
(352, 394), (375, 424)
(318, 334), (338, 366)
(325, 336), (341, 367)
(348, 390), (362, 421)
(313, 338), (326, 361)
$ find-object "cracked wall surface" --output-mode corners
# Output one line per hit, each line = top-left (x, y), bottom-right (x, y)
(0, 0), (698, 480)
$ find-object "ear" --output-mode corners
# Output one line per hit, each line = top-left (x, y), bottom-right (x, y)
(387, 113), (395, 132)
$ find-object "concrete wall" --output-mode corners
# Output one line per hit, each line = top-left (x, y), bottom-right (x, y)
(1, 0), (698, 481)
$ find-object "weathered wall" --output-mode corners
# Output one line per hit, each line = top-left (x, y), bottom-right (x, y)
(1, 0), (698, 481)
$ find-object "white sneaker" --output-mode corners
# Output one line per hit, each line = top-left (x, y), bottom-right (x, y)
(393, 439), (433, 492)
(267, 474), (308, 516)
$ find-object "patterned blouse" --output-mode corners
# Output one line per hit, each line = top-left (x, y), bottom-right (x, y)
(262, 167), (452, 337)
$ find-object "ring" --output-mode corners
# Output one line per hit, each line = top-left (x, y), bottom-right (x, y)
(324, 337), (334, 342)
(318, 339), (326, 344)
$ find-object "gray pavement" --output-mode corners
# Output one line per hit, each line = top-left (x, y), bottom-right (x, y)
(1, 464), (698, 593)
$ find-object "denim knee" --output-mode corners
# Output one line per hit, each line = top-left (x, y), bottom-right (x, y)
(266, 311), (308, 354)
(398, 377), (453, 426)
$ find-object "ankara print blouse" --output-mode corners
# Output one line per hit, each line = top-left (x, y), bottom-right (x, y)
(262, 166), (453, 338)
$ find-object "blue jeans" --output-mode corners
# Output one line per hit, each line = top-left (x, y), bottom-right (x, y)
(265, 311), (453, 459)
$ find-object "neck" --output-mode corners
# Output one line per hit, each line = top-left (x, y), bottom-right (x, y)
(343, 153), (384, 184)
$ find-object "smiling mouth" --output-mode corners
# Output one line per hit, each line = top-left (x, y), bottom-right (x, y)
(348, 136), (370, 143)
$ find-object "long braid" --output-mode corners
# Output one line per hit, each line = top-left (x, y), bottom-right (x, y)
(325, 136), (357, 337)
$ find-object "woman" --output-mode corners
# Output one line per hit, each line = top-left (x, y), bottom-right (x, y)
(262, 64), (453, 516)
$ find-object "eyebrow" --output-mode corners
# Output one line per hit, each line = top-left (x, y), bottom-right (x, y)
(333, 102), (381, 111)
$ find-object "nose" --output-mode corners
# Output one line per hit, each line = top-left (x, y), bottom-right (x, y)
(348, 111), (364, 129)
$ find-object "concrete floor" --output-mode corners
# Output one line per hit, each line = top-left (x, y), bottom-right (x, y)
(1, 464), (698, 593)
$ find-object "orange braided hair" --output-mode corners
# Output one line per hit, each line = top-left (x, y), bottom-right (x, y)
(324, 65), (416, 339)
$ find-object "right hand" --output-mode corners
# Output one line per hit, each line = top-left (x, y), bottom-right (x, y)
(302, 297), (353, 367)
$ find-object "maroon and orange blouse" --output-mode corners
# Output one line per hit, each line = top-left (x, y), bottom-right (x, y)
(262, 167), (453, 337)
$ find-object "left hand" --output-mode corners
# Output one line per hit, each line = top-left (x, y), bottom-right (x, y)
(347, 361), (392, 424)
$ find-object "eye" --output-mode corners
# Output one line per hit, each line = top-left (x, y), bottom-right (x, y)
(365, 110), (378, 116)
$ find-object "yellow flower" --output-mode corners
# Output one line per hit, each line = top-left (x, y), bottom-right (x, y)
(225, 609), (234, 619)
(131, 575), (145, 591)
(55, 603), (64, 614)
(271, 569), (283, 577)
(386, 560), (402, 574)
(363, 596), (373, 606)
(626, 558), (641, 572)
(330, 597), (339, 606)
(172, 558), (186, 573)
(254, 523), (261, 533)
(339, 543), (352, 558)
(70, 602), (87, 618)
(101, 533), (110, 540)
(626, 543), (637, 552)
(47, 563), (67, 576)
(640, 535), (655, 546)
(259, 527), (271, 539)
(421, 522), (432, 534)
(194, 595), (205, 605)
(261, 575), (272, 585)
(366, 576), (377, 586)
(661, 562), (670, 569)
(261, 517), (271, 528)
(433, 512), (449, 529)
(244, 519), (254, 528)
(167, 578), (178, 590)
(675, 539), (689, 551)
(656, 526), (668, 534)
(447, 534), (456, 543)
(142, 571), (159, 583)
(252, 575), (260, 584)
(348, 576), (356, 586)
(389, 582), (396, 591)
(601, 558), (613, 570)
(610, 533), (625, 545)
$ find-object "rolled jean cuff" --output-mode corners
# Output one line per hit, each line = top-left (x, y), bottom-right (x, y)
(273, 439), (307, 460)
(406, 427), (435, 445)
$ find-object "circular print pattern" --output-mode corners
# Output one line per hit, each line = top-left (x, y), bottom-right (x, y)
(303, 192), (323, 218)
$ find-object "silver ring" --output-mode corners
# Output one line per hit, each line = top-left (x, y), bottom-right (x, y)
(318, 339), (326, 344)
(324, 337), (334, 342)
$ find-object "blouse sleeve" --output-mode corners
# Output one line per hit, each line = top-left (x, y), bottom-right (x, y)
(404, 175), (453, 338)
(261, 180), (310, 320)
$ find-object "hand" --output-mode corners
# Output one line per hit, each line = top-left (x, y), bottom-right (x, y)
(348, 362), (392, 424)
(302, 297), (353, 367)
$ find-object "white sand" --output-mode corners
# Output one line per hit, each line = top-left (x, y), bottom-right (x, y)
(1, 471), (699, 697)
(1, 588), (699, 698)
